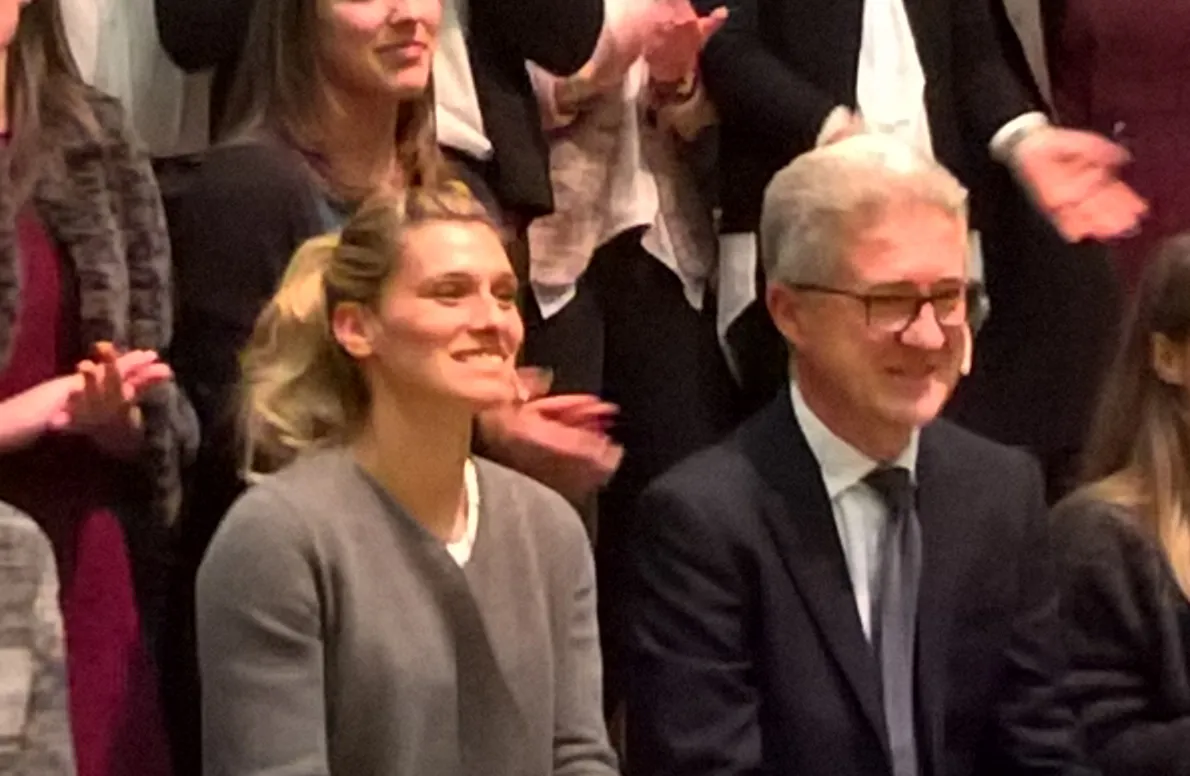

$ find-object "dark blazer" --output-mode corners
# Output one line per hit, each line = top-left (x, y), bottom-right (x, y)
(624, 393), (1091, 776)
(153, 0), (603, 220)
(1050, 495), (1190, 776)
(693, 0), (1120, 477)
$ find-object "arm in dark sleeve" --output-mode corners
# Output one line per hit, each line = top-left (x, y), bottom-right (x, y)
(995, 455), (1095, 775)
(196, 486), (332, 776)
(154, 0), (251, 73)
(498, 0), (603, 76)
(625, 483), (763, 776)
(1051, 500), (1190, 776)
(692, 0), (838, 156)
(1040, 0), (1092, 128)
(952, 0), (1040, 149)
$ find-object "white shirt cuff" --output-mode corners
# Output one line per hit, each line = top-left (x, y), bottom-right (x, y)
(816, 106), (856, 148)
(989, 111), (1050, 163)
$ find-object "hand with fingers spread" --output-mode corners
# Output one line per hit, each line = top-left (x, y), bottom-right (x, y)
(478, 367), (623, 504)
(644, 0), (728, 86)
(57, 342), (173, 457)
(1011, 126), (1149, 243)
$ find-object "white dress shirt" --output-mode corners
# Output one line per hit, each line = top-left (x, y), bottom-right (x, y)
(62, 0), (210, 155)
(445, 459), (481, 567)
(716, 0), (1044, 367)
(434, 0), (493, 160)
(790, 382), (919, 640)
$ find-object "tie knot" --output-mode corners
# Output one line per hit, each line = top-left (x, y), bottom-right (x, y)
(864, 466), (915, 518)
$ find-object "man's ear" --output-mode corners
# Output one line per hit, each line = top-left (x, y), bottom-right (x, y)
(332, 302), (378, 360)
(766, 281), (807, 351)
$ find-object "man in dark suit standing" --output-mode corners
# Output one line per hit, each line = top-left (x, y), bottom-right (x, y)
(694, 0), (1145, 500)
(624, 135), (1092, 776)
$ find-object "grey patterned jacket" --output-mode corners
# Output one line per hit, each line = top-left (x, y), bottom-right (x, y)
(0, 502), (75, 775)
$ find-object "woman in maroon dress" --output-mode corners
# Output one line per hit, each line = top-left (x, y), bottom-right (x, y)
(0, 0), (197, 774)
(1046, 0), (1190, 294)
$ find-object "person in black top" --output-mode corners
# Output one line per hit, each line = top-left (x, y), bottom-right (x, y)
(1051, 234), (1190, 776)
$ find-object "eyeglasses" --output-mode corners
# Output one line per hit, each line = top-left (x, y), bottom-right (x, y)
(788, 282), (985, 335)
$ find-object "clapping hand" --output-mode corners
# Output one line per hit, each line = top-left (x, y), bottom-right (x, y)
(644, 0), (728, 85)
(477, 367), (623, 504)
(1012, 127), (1148, 242)
(55, 342), (172, 456)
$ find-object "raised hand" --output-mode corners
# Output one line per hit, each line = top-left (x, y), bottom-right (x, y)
(477, 367), (623, 504)
(1012, 127), (1149, 242)
(57, 343), (172, 457)
(644, 0), (728, 85)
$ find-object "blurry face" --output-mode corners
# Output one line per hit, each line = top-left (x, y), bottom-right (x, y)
(769, 201), (968, 452)
(340, 221), (523, 413)
(318, 0), (441, 100)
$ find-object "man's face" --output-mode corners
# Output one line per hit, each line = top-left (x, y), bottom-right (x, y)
(769, 201), (969, 447)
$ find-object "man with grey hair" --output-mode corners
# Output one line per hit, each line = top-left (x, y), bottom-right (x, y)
(624, 135), (1092, 776)
(693, 0), (1142, 505)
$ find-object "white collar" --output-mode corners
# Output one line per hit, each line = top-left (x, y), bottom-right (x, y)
(789, 381), (919, 500)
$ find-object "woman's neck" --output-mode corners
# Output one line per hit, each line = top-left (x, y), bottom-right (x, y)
(353, 394), (474, 544)
(317, 90), (403, 193)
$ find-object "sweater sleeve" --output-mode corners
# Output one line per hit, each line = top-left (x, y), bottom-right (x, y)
(1051, 498), (1190, 776)
(196, 485), (331, 776)
(1, 511), (76, 776)
(550, 502), (619, 776)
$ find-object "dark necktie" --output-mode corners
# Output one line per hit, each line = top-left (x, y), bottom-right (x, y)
(864, 465), (923, 776)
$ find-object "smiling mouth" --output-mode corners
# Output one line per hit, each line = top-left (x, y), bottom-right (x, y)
(377, 42), (426, 57)
(454, 352), (508, 367)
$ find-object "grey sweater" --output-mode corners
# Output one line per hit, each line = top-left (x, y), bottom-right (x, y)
(0, 503), (74, 776)
(196, 449), (618, 776)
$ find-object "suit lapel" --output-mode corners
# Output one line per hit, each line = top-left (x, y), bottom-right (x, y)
(740, 396), (888, 747)
(913, 424), (963, 776)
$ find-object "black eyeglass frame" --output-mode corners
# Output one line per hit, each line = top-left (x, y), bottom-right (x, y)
(786, 280), (990, 335)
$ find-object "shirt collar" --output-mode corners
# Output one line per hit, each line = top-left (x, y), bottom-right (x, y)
(789, 381), (919, 500)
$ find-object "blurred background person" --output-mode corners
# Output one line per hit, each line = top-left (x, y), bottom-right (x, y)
(1051, 234), (1190, 776)
(526, 0), (737, 722)
(60, 0), (209, 157)
(0, 0), (198, 774)
(198, 188), (619, 776)
(1045, 0), (1190, 294)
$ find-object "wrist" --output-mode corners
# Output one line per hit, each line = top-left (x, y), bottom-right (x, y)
(649, 69), (699, 106)
(86, 407), (145, 460)
(991, 112), (1051, 166)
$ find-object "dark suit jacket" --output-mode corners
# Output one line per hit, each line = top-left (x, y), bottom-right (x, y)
(693, 0), (1120, 469)
(153, 0), (603, 220)
(1050, 495), (1190, 776)
(624, 393), (1091, 776)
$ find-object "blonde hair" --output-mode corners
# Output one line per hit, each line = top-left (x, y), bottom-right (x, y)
(240, 184), (497, 476)
(760, 134), (969, 287)
(1080, 235), (1190, 596)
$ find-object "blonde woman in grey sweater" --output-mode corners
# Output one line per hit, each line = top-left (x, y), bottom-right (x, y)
(196, 186), (619, 776)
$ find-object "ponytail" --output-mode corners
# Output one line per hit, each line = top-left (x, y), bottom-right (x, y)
(239, 234), (369, 478)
